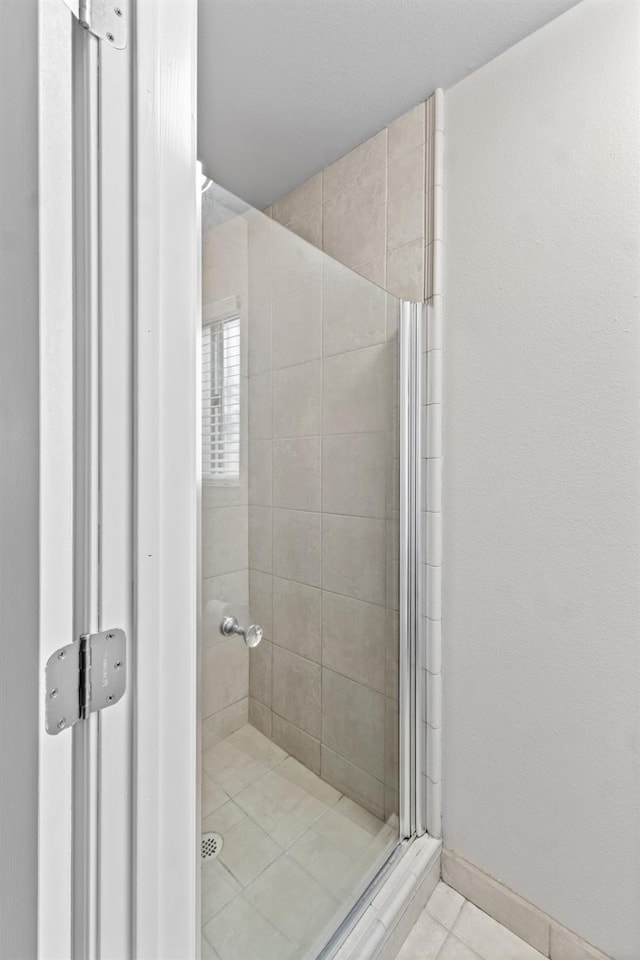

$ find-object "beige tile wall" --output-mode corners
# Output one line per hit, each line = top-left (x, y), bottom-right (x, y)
(245, 207), (400, 820)
(267, 100), (428, 301)
(250, 95), (441, 820)
(201, 216), (250, 747)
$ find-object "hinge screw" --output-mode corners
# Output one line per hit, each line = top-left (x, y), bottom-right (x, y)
(106, 633), (114, 640)
(57, 650), (66, 661)
(106, 32), (115, 42)
(114, 661), (123, 670)
(49, 688), (58, 699)
(114, 6), (123, 16)
(106, 694), (115, 704)
(57, 718), (66, 730)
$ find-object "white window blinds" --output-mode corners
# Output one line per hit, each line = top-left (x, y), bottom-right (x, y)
(202, 314), (241, 484)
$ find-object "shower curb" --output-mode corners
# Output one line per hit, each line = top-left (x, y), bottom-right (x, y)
(333, 835), (441, 960)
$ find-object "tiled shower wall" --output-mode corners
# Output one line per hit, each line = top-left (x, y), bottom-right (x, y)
(261, 92), (445, 834)
(245, 212), (399, 820)
(201, 215), (250, 747)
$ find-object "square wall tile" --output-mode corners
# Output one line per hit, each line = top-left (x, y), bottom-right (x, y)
(271, 283), (322, 370)
(272, 173), (322, 226)
(322, 433), (386, 519)
(272, 219), (323, 300)
(322, 344), (390, 435)
(323, 130), (387, 201)
(273, 577), (321, 662)
(322, 668), (385, 780)
(272, 438), (321, 512)
(386, 239), (425, 301)
(202, 506), (248, 579)
(388, 102), (426, 163)
(322, 257), (387, 357)
(322, 591), (386, 693)
(248, 441), (272, 507)
(249, 637), (272, 708)
(320, 746), (385, 819)
(323, 170), (387, 269)
(272, 509), (321, 587)
(248, 505), (272, 573)
(387, 145), (425, 253)
(272, 360), (321, 438)
(201, 636), (249, 720)
(272, 714), (321, 774)
(272, 646), (321, 739)
(322, 514), (386, 606)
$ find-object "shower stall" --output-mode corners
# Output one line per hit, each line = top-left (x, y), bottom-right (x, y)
(199, 182), (430, 959)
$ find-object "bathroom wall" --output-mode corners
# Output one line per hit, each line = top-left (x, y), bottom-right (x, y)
(256, 98), (443, 824)
(201, 216), (250, 746)
(245, 210), (399, 819)
(0, 1), (39, 955)
(443, 1), (640, 957)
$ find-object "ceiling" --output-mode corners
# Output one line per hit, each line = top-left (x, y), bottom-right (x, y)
(198, 0), (580, 209)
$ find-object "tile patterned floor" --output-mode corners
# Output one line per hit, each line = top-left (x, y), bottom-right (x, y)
(397, 882), (547, 960)
(201, 723), (398, 960)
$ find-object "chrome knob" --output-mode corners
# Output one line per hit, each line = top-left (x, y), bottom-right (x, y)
(220, 615), (263, 648)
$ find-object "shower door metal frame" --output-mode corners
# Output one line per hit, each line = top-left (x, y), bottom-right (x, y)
(399, 301), (426, 840)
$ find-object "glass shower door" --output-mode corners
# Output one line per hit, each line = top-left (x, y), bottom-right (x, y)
(200, 181), (402, 960)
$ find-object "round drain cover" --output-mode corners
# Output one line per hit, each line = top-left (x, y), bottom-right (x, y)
(201, 832), (223, 862)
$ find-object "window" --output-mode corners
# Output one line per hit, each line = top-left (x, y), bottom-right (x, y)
(202, 313), (241, 484)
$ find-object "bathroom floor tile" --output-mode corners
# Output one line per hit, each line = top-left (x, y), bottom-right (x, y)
(203, 894), (299, 960)
(396, 910), (448, 960)
(201, 860), (242, 923)
(217, 816), (282, 886)
(201, 724), (399, 960)
(244, 855), (339, 947)
(427, 881), (465, 930)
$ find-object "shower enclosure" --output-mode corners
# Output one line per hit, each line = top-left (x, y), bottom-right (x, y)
(199, 182), (425, 959)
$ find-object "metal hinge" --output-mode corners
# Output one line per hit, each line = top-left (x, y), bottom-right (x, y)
(59, 0), (128, 49)
(45, 628), (127, 735)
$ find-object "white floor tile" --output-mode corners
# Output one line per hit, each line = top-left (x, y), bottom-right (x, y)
(203, 894), (299, 960)
(396, 910), (448, 960)
(202, 772), (230, 818)
(202, 798), (246, 836)
(201, 859), (242, 923)
(217, 816), (282, 886)
(436, 935), (482, 960)
(244, 855), (339, 947)
(312, 806), (378, 860)
(453, 902), (546, 960)
(288, 825), (356, 893)
(427, 882), (465, 930)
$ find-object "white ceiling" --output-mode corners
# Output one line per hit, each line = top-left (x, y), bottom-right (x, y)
(198, 0), (580, 209)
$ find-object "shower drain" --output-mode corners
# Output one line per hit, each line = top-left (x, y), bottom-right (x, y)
(201, 832), (223, 862)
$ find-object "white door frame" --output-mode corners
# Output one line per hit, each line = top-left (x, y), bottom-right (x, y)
(132, 1), (199, 956)
(38, 1), (198, 956)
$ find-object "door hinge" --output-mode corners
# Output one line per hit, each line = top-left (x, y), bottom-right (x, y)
(45, 628), (127, 735)
(60, 0), (128, 50)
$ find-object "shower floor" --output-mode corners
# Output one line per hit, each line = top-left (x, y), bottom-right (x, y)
(201, 723), (398, 960)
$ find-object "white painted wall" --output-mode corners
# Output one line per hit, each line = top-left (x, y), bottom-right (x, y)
(0, 1), (39, 957)
(442, 2), (640, 957)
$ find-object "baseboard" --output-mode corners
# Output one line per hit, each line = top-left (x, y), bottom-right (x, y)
(442, 848), (613, 960)
(332, 835), (441, 960)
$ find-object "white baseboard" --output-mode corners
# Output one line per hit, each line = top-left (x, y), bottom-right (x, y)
(442, 849), (613, 960)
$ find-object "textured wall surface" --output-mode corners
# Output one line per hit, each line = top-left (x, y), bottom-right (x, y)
(245, 212), (400, 818)
(201, 217), (250, 747)
(443, 1), (640, 956)
(0, 1), (39, 956)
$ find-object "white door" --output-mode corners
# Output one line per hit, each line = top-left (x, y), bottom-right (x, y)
(38, 1), (198, 956)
